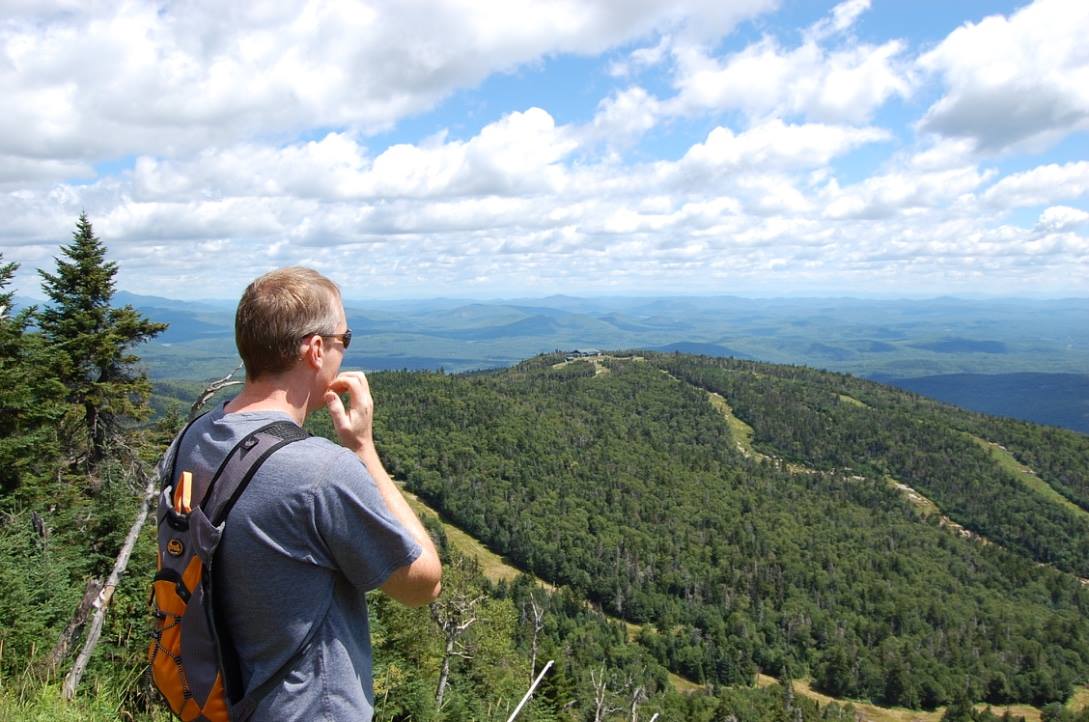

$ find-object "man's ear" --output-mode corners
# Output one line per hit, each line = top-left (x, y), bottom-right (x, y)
(301, 335), (324, 370)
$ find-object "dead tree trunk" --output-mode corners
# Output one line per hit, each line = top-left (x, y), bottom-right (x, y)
(62, 466), (157, 699)
(435, 635), (458, 710)
(627, 680), (647, 722)
(431, 592), (484, 708)
(621, 665), (649, 722)
(525, 594), (546, 682)
(591, 666), (621, 722)
(46, 577), (102, 677)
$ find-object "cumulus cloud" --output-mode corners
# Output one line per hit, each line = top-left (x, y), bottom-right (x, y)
(918, 0), (1089, 151)
(982, 162), (1089, 208)
(806, 0), (871, 42)
(3, 0), (1088, 298)
(592, 0), (905, 150)
(131, 108), (577, 203)
(608, 35), (672, 77)
(0, 156), (94, 187)
(821, 165), (992, 220)
(906, 139), (977, 171)
(1036, 206), (1089, 233)
(591, 87), (664, 143)
(664, 0), (911, 124)
(677, 119), (888, 173)
(7, 106), (1078, 298)
(0, 0), (774, 168)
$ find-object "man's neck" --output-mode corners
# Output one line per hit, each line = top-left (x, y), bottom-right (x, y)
(224, 378), (310, 426)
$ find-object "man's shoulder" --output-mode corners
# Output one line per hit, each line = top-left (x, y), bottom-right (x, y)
(194, 408), (364, 489)
(260, 434), (370, 490)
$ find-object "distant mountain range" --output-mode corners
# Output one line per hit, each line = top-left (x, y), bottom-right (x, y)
(24, 291), (1085, 433)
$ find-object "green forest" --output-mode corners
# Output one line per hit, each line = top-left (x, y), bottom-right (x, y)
(3, 218), (1089, 721)
(353, 355), (1089, 709)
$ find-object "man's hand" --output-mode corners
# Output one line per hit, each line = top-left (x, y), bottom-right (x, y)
(324, 371), (374, 453)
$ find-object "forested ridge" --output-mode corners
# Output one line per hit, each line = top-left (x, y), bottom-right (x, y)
(354, 353), (1089, 710)
(5, 219), (1089, 720)
(656, 356), (1089, 577)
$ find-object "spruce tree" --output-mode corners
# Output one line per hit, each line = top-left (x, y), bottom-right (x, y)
(0, 254), (65, 491)
(37, 214), (167, 464)
(0, 254), (15, 321)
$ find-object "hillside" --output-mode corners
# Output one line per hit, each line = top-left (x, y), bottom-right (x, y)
(308, 352), (1089, 710)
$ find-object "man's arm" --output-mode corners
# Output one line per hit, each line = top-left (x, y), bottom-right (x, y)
(325, 371), (442, 607)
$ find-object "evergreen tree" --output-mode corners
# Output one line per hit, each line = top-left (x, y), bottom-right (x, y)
(0, 254), (65, 491)
(37, 214), (166, 464)
(0, 254), (15, 320)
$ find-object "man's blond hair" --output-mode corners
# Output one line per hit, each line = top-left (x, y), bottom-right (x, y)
(235, 267), (342, 380)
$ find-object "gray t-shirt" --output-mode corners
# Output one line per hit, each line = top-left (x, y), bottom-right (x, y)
(173, 404), (421, 721)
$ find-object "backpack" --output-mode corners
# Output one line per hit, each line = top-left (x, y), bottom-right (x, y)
(148, 418), (307, 722)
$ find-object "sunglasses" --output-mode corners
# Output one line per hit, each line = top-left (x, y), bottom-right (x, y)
(301, 328), (352, 350)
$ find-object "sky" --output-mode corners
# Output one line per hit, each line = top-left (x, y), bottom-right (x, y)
(2, 0), (1088, 300)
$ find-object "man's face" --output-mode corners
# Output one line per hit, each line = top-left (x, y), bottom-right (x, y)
(330, 303), (349, 368)
(304, 300), (350, 415)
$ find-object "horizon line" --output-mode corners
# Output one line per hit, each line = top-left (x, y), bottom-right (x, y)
(12, 289), (1089, 305)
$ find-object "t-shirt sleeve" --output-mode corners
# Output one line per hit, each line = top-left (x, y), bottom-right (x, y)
(310, 447), (422, 592)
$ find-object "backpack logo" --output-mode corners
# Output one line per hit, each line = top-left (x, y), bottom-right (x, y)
(166, 538), (184, 557)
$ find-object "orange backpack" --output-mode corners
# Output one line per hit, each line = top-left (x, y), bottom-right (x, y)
(149, 419), (307, 721)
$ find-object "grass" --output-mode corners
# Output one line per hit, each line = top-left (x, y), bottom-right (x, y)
(401, 485), (535, 586)
(0, 685), (115, 722)
(0, 682), (173, 722)
(705, 391), (768, 461)
(1069, 685), (1089, 711)
(668, 672), (704, 694)
(837, 393), (868, 408)
(966, 433), (1088, 519)
(757, 674), (936, 722)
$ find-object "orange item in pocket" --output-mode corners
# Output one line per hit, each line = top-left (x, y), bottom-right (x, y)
(173, 471), (192, 513)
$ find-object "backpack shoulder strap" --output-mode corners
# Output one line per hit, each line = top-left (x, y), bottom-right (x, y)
(197, 419), (309, 715)
(201, 419), (309, 526)
(229, 595), (333, 722)
(158, 411), (208, 491)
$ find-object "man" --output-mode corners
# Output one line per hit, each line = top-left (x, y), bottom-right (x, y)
(171, 266), (441, 720)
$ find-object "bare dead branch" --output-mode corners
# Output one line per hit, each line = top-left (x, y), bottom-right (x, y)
(190, 363), (245, 420)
